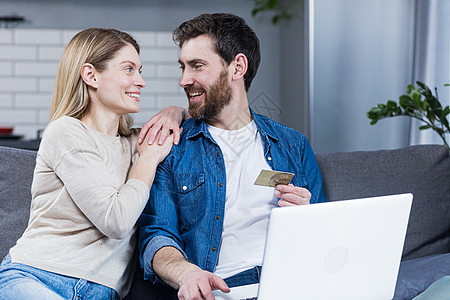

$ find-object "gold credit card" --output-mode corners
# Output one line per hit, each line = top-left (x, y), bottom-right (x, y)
(254, 170), (295, 187)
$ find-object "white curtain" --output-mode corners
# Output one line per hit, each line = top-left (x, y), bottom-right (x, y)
(410, 0), (450, 146)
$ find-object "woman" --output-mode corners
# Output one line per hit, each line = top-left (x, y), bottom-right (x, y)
(0, 28), (184, 299)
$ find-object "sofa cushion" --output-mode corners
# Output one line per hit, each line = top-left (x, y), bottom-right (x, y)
(0, 146), (37, 257)
(393, 253), (450, 300)
(316, 145), (450, 261)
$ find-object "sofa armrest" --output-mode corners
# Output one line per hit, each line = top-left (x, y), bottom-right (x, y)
(0, 146), (37, 257)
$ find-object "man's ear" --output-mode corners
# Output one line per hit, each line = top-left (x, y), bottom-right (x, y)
(231, 53), (248, 82)
(81, 63), (98, 88)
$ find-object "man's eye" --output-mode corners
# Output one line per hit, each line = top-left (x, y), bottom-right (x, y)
(194, 64), (203, 70)
(125, 67), (132, 72)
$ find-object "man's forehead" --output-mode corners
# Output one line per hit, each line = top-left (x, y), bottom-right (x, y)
(179, 35), (218, 61)
(180, 35), (217, 56)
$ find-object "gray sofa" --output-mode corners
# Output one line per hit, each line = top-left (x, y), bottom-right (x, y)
(1, 144), (449, 299)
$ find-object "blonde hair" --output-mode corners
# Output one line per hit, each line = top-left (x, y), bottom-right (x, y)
(49, 28), (140, 136)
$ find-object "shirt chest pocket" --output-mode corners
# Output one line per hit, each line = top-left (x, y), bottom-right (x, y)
(173, 172), (205, 231)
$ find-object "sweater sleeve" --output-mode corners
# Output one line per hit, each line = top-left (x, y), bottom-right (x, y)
(39, 117), (150, 239)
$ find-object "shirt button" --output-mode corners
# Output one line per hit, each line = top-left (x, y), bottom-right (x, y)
(218, 183), (223, 187)
(182, 185), (187, 191)
(212, 247), (217, 252)
(215, 215), (220, 220)
(216, 153), (220, 157)
(268, 156), (272, 161)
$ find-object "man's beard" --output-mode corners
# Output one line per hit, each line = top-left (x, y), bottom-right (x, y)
(187, 70), (232, 120)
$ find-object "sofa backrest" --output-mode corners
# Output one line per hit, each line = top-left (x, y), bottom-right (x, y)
(316, 144), (450, 261)
(0, 146), (36, 257)
(1, 144), (449, 262)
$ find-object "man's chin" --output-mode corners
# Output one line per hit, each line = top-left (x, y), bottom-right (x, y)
(189, 106), (216, 120)
(188, 110), (206, 120)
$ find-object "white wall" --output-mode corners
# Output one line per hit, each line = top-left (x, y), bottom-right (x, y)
(311, 0), (415, 153)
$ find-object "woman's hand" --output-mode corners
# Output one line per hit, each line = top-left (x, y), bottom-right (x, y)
(138, 106), (189, 146)
(132, 131), (173, 189)
(136, 130), (174, 164)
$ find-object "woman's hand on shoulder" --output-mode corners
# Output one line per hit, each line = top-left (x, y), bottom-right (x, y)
(137, 106), (189, 146)
(136, 130), (174, 164)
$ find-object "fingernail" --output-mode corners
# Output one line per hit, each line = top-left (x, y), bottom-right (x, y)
(138, 138), (142, 143)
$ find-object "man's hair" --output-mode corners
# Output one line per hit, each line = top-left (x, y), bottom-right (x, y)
(173, 13), (261, 92)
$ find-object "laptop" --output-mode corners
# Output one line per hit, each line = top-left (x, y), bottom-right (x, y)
(213, 193), (413, 300)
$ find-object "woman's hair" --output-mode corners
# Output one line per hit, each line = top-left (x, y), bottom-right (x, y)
(173, 13), (260, 92)
(49, 28), (140, 136)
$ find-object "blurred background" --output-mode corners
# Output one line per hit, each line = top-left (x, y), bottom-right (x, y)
(0, 0), (448, 153)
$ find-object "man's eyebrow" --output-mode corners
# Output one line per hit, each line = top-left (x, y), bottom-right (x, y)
(178, 59), (207, 66)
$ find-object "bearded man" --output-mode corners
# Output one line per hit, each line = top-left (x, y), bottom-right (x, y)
(137, 13), (327, 300)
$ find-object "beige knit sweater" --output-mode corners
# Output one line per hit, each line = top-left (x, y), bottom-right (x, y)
(10, 116), (149, 298)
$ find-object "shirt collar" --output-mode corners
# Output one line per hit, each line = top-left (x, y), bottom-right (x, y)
(185, 108), (279, 143)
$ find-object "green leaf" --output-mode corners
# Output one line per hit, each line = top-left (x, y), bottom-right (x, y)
(419, 125), (431, 130)
(443, 106), (450, 115)
(386, 100), (398, 110)
(272, 15), (279, 24)
(412, 90), (421, 103)
(406, 84), (415, 94)
(367, 82), (449, 149)
(399, 95), (414, 109)
(416, 81), (432, 97)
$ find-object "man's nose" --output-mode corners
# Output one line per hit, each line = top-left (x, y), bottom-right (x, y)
(179, 70), (194, 88)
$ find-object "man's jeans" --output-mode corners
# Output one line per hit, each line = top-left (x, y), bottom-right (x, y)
(224, 266), (262, 288)
(0, 254), (117, 300)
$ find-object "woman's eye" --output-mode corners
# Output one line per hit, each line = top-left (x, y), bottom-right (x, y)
(125, 67), (132, 72)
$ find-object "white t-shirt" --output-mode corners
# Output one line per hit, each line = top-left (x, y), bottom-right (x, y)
(208, 121), (278, 279)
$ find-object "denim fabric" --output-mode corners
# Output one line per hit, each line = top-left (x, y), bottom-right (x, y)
(138, 109), (327, 283)
(224, 266), (262, 288)
(0, 254), (117, 300)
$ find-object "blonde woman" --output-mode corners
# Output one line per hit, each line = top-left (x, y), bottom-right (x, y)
(0, 28), (185, 299)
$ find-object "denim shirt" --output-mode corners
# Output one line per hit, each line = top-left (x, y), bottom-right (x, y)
(137, 110), (327, 283)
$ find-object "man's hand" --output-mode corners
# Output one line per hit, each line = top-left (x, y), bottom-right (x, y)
(177, 268), (230, 300)
(138, 106), (188, 146)
(275, 184), (311, 206)
(153, 247), (229, 300)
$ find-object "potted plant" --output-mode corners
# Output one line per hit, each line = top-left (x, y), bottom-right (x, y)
(251, 0), (293, 24)
(367, 82), (450, 150)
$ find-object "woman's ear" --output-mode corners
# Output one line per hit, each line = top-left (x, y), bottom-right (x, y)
(231, 53), (248, 82)
(81, 63), (98, 88)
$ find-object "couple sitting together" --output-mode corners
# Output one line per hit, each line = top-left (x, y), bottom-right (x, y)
(0, 13), (327, 300)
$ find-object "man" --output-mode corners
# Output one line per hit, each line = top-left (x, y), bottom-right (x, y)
(138, 13), (327, 300)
